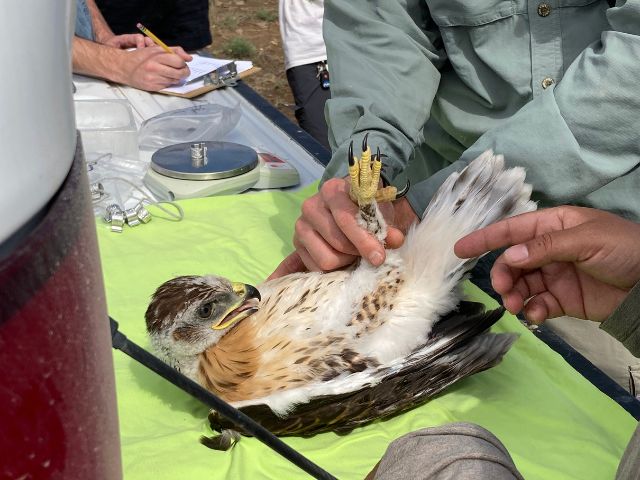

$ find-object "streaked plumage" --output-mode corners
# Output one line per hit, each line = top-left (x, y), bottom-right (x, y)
(145, 145), (535, 448)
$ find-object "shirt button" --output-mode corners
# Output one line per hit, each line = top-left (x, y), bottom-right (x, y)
(541, 77), (555, 89)
(537, 3), (552, 16)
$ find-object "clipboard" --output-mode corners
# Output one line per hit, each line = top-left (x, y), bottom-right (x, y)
(158, 60), (261, 99)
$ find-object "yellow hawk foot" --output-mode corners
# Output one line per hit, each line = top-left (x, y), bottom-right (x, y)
(347, 134), (409, 244)
(348, 133), (408, 206)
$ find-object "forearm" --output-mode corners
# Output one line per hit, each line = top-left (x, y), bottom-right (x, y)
(458, 6), (640, 205)
(85, 0), (114, 44)
(72, 37), (125, 84)
(405, 2), (640, 217)
(321, 0), (446, 184)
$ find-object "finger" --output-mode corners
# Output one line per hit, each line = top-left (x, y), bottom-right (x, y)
(502, 270), (547, 313)
(501, 290), (526, 315)
(157, 51), (192, 71)
(385, 227), (405, 249)
(325, 189), (386, 266)
(489, 261), (517, 295)
(134, 34), (146, 49)
(170, 46), (193, 62)
(267, 252), (307, 280)
(300, 199), (359, 256)
(523, 292), (565, 324)
(293, 237), (323, 272)
(146, 61), (191, 83)
(492, 259), (548, 314)
(144, 37), (155, 47)
(454, 208), (564, 258)
(295, 219), (356, 271)
(501, 227), (593, 270)
(518, 269), (547, 300)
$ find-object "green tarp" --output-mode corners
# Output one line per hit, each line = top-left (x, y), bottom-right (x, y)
(97, 186), (636, 479)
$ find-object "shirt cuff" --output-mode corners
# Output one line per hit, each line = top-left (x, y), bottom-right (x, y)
(600, 280), (640, 358)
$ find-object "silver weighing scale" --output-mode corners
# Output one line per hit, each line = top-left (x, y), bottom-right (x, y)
(143, 141), (300, 200)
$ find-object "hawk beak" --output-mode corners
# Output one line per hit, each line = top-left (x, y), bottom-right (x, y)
(212, 283), (261, 330)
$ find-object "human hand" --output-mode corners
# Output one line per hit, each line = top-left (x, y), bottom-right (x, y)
(454, 206), (640, 323)
(103, 33), (155, 49)
(118, 46), (192, 91)
(268, 177), (418, 279)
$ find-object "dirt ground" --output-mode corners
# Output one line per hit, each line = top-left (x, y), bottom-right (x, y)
(207, 0), (296, 123)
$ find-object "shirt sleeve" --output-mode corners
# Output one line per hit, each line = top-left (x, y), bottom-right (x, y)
(600, 281), (640, 358)
(321, 0), (447, 183)
(75, 0), (95, 41)
(406, 2), (640, 216)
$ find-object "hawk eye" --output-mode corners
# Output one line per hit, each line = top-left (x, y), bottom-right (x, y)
(197, 302), (213, 319)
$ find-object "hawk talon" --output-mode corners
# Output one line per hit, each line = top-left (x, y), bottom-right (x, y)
(348, 137), (406, 206)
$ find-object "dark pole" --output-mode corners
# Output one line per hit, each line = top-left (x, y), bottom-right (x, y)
(110, 318), (337, 480)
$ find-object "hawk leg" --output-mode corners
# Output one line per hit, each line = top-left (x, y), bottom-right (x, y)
(348, 133), (408, 242)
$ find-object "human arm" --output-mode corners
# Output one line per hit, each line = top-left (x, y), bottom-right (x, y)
(84, 0), (114, 43)
(269, 0), (443, 277)
(84, 0), (154, 48)
(407, 1), (640, 218)
(454, 206), (640, 343)
(72, 37), (192, 91)
(322, 0), (446, 183)
(73, 0), (190, 90)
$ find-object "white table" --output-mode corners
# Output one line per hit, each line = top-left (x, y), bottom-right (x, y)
(72, 75), (326, 194)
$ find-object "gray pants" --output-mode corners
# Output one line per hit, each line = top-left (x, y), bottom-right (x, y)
(370, 423), (523, 480)
(370, 422), (640, 480)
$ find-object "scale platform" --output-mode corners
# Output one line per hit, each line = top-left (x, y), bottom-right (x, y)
(143, 141), (299, 200)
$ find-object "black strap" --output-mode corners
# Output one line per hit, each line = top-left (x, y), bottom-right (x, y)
(110, 317), (337, 480)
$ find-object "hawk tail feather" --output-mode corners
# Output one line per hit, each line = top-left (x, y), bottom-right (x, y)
(400, 150), (535, 286)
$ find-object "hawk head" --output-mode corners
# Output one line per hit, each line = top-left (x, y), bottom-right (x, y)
(145, 275), (261, 368)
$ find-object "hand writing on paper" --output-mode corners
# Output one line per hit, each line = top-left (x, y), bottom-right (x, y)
(119, 46), (192, 91)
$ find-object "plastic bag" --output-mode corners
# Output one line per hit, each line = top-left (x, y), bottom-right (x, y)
(86, 153), (150, 215)
(138, 103), (241, 151)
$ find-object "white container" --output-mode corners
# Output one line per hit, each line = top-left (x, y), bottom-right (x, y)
(0, 0), (76, 246)
(75, 99), (139, 160)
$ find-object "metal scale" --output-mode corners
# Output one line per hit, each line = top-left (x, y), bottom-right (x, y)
(143, 141), (300, 200)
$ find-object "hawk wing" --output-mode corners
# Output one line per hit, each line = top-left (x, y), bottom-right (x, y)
(205, 302), (516, 444)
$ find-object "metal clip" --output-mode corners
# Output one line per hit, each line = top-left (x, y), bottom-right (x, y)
(90, 182), (105, 201)
(104, 204), (125, 233)
(135, 203), (152, 224)
(125, 208), (140, 227)
(204, 61), (238, 87)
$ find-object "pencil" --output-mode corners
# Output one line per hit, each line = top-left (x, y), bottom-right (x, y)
(136, 23), (172, 54)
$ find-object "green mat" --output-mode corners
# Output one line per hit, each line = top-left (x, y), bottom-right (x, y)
(97, 186), (636, 479)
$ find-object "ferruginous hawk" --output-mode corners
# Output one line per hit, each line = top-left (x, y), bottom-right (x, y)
(145, 137), (535, 449)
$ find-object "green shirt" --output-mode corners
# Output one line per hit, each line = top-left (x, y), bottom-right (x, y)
(321, 0), (640, 221)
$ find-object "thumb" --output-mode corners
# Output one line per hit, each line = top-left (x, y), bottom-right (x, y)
(267, 252), (307, 280)
(501, 228), (586, 269)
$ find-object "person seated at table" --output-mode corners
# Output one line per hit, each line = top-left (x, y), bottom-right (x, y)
(94, 0), (212, 52)
(367, 206), (640, 479)
(73, 0), (192, 92)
